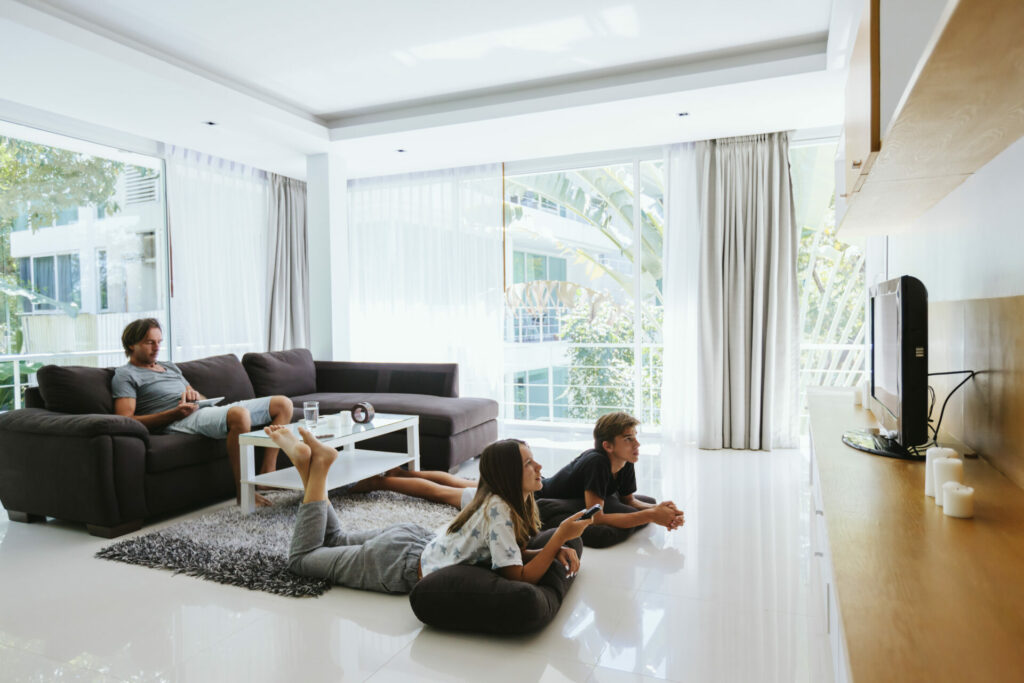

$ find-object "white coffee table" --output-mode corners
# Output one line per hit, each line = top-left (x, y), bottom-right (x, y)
(237, 413), (420, 514)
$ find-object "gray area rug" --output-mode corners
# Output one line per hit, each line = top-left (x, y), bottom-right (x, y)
(95, 489), (458, 598)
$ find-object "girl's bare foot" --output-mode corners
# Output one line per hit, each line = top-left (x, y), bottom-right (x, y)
(298, 427), (338, 468)
(264, 425), (311, 484)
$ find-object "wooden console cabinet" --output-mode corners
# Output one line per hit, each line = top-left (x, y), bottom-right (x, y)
(807, 388), (1024, 681)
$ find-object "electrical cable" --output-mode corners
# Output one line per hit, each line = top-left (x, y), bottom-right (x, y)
(926, 370), (977, 446)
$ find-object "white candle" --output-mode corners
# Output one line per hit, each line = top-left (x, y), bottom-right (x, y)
(925, 447), (957, 497)
(933, 458), (964, 506)
(942, 482), (975, 518)
(331, 411), (356, 432)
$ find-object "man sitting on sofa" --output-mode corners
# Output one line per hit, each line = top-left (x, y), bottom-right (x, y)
(112, 318), (293, 507)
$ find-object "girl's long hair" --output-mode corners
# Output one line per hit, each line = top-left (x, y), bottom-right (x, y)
(447, 438), (540, 548)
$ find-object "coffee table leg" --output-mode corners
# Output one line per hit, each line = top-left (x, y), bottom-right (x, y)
(240, 443), (256, 514)
(407, 423), (420, 471)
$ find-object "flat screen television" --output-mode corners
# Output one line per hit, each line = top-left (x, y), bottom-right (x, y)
(842, 275), (928, 460)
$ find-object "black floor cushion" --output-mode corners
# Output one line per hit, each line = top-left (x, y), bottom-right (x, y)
(408, 529), (583, 634)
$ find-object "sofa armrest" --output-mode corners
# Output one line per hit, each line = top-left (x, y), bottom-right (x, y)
(314, 361), (459, 398)
(0, 408), (150, 445)
(0, 409), (149, 530)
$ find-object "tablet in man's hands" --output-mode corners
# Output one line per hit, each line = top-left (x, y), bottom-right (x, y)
(194, 397), (224, 408)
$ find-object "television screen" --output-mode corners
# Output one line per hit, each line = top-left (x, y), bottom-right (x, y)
(872, 290), (900, 419)
(843, 275), (928, 460)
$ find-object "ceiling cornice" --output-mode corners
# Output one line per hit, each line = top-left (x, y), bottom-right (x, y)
(8, 0), (330, 137)
(326, 34), (828, 140)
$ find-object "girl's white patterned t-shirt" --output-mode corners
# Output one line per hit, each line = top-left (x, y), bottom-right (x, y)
(419, 494), (523, 576)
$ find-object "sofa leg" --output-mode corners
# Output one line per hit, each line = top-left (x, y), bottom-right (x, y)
(86, 520), (143, 539)
(7, 511), (46, 523)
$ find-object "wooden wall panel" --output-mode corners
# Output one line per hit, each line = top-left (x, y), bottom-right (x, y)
(930, 295), (1024, 490)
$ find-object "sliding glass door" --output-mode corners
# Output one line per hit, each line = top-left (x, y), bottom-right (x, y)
(0, 122), (168, 411)
(503, 158), (665, 425)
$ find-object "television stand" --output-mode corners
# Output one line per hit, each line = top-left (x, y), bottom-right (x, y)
(841, 429), (925, 461)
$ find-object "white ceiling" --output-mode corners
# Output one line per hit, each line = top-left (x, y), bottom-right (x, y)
(0, 0), (853, 178)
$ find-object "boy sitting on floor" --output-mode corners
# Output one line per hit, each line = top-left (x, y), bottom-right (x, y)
(535, 411), (684, 548)
(350, 411), (684, 548)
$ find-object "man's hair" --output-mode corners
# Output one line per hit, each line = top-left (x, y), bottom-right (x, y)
(594, 412), (640, 453)
(121, 318), (161, 356)
(448, 438), (540, 547)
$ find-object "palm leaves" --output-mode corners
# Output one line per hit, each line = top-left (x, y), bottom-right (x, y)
(506, 163), (665, 310)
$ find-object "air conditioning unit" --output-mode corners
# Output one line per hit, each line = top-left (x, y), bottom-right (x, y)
(124, 167), (161, 205)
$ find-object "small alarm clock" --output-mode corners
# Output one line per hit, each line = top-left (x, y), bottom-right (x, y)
(351, 401), (375, 423)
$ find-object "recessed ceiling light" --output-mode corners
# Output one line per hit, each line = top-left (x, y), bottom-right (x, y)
(677, 112), (690, 117)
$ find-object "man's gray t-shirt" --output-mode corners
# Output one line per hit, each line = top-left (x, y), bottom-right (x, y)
(111, 362), (189, 416)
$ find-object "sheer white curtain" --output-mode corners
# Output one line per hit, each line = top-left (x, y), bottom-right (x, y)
(661, 142), (701, 446)
(347, 165), (504, 401)
(165, 147), (270, 361)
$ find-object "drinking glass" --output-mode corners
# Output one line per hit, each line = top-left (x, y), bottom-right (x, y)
(303, 401), (319, 430)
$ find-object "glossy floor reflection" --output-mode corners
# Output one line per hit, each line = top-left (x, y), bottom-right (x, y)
(0, 429), (823, 682)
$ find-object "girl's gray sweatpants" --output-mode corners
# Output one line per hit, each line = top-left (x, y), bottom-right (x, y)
(288, 500), (434, 594)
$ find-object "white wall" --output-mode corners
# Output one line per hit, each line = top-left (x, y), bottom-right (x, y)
(885, 135), (1024, 301)
(879, 0), (951, 138)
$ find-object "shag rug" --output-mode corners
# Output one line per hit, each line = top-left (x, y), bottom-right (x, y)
(95, 489), (458, 598)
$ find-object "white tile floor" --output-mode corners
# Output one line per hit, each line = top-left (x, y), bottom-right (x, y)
(0, 429), (827, 682)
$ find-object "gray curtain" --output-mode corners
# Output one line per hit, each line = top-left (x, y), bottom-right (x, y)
(697, 132), (799, 450)
(266, 174), (310, 351)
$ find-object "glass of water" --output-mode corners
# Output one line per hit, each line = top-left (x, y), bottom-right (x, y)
(303, 401), (319, 430)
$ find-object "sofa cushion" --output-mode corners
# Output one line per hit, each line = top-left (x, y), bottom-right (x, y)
(146, 432), (227, 473)
(357, 394), (498, 437)
(177, 354), (256, 405)
(242, 349), (317, 397)
(36, 365), (115, 415)
(314, 361), (458, 397)
(386, 367), (456, 397)
(408, 530), (581, 634)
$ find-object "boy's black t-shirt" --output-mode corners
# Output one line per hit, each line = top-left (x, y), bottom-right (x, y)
(538, 448), (637, 501)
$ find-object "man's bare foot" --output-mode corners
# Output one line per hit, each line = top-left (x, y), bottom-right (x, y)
(235, 491), (274, 507)
(298, 426), (338, 468)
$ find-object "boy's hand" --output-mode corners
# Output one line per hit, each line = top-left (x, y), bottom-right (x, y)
(662, 500), (681, 514)
(668, 510), (685, 530)
(556, 546), (580, 577)
(650, 502), (683, 529)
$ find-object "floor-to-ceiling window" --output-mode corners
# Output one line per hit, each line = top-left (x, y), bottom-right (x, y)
(503, 157), (665, 425)
(791, 140), (867, 432)
(0, 122), (168, 410)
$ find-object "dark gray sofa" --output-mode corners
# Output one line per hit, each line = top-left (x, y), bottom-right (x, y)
(0, 349), (497, 537)
(241, 349), (498, 473)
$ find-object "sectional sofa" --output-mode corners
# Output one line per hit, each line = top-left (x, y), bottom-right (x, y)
(0, 348), (497, 537)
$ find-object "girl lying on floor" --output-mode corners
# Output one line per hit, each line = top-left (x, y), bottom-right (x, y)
(263, 426), (592, 593)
